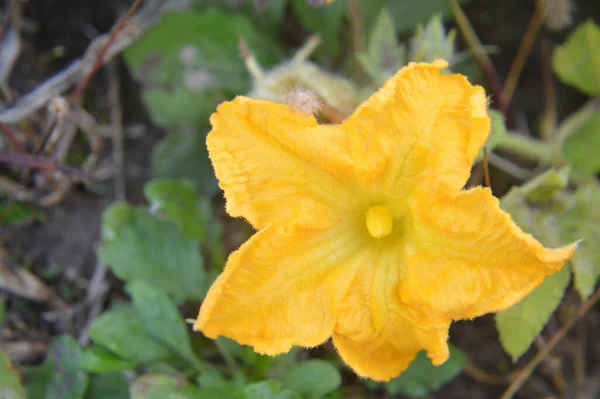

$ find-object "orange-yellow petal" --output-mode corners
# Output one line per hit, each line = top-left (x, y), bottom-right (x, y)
(207, 97), (356, 230)
(400, 186), (575, 322)
(194, 224), (363, 355)
(340, 60), (490, 193)
(332, 247), (450, 381)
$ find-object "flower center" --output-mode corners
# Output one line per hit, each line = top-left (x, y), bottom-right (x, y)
(365, 205), (393, 238)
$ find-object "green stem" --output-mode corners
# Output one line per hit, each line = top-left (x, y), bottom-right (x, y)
(495, 132), (552, 164)
(214, 337), (241, 375)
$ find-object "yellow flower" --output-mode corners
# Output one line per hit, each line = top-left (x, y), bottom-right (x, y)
(194, 60), (575, 381)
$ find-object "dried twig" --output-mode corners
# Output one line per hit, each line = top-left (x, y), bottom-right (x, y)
(0, 121), (25, 152)
(0, 151), (86, 179)
(482, 147), (491, 188)
(539, 39), (557, 141)
(463, 359), (513, 385)
(78, 259), (109, 346)
(501, 287), (600, 399)
(448, 0), (508, 117)
(0, 0), (184, 123)
(107, 61), (126, 201)
(502, 4), (544, 105)
(67, 0), (144, 104)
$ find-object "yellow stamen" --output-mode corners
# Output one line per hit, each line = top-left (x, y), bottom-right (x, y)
(365, 206), (393, 238)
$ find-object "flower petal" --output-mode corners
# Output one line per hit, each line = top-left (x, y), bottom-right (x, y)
(400, 186), (576, 321)
(332, 247), (450, 381)
(341, 60), (490, 193)
(207, 97), (357, 229)
(194, 224), (363, 355)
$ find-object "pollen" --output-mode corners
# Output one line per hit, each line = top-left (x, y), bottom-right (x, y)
(365, 205), (393, 238)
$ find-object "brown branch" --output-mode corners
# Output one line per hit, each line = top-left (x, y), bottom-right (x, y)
(0, 121), (25, 152)
(502, 4), (544, 105)
(448, 0), (508, 117)
(501, 287), (600, 399)
(0, 151), (86, 179)
(67, 0), (143, 104)
(482, 147), (491, 188)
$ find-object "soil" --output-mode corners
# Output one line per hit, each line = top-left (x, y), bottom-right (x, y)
(1, 0), (599, 398)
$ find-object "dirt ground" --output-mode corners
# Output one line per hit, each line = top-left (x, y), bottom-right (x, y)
(2, 0), (600, 398)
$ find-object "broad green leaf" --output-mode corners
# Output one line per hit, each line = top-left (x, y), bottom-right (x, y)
(0, 351), (26, 399)
(282, 360), (341, 399)
(100, 203), (206, 301)
(562, 110), (600, 178)
(43, 335), (88, 399)
(124, 9), (282, 127)
(290, 0), (346, 59)
(81, 345), (137, 373)
(499, 169), (600, 299)
(357, 7), (405, 85)
(387, 0), (470, 33)
(384, 345), (466, 397)
(553, 20), (600, 96)
(130, 375), (222, 399)
(555, 184), (600, 298)
(88, 308), (171, 364)
(86, 372), (129, 399)
(192, 0), (287, 36)
(496, 267), (571, 360)
(151, 131), (218, 196)
(474, 110), (508, 162)
(24, 362), (52, 399)
(495, 169), (577, 359)
(128, 281), (206, 371)
(144, 178), (211, 240)
(243, 381), (301, 399)
(501, 168), (570, 208)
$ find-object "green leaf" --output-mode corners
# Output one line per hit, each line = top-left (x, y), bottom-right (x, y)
(499, 169), (600, 299)
(144, 178), (211, 240)
(290, 0), (346, 59)
(553, 20), (600, 96)
(362, 0), (387, 38)
(387, 0), (470, 33)
(43, 335), (88, 399)
(192, 0), (288, 37)
(130, 375), (221, 399)
(81, 345), (137, 373)
(151, 130), (218, 197)
(0, 298), (6, 324)
(243, 381), (301, 399)
(496, 267), (571, 360)
(86, 372), (129, 399)
(475, 110), (508, 162)
(88, 308), (171, 364)
(24, 362), (53, 399)
(0, 200), (44, 226)
(282, 360), (341, 399)
(128, 280), (206, 371)
(0, 350), (26, 399)
(409, 14), (456, 64)
(100, 203), (206, 301)
(562, 109), (600, 178)
(384, 345), (466, 397)
(124, 9), (282, 127)
(555, 184), (600, 298)
(357, 7), (405, 85)
(495, 169), (582, 359)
